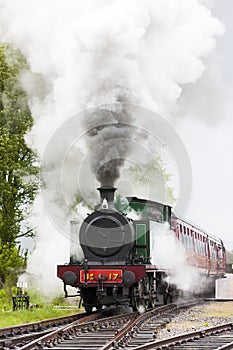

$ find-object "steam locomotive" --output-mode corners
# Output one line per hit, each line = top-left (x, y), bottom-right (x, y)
(57, 186), (226, 313)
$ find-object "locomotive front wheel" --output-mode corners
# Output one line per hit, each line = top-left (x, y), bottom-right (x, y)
(144, 296), (150, 311)
(84, 305), (93, 313)
(149, 295), (157, 308)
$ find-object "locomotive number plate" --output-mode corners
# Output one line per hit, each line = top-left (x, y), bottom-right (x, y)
(80, 269), (122, 283)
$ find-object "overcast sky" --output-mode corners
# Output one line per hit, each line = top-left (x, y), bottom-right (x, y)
(174, 0), (233, 249)
(1, 0), (232, 253)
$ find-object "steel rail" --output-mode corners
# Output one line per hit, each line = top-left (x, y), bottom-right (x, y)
(17, 299), (204, 350)
(100, 299), (206, 349)
(100, 304), (177, 350)
(130, 322), (233, 349)
(19, 312), (102, 350)
(0, 311), (87, 338)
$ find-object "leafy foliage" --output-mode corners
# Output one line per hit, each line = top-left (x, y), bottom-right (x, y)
(128, 153), (175, 204)
(0, 243), (26, 288)
(0, 44), (39, 286)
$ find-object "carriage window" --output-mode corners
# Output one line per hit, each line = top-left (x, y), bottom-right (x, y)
(199, 239), (202, 255)
(186, 235), (189, 251)
(196, 240), (199, 254)
(213, 246), (215, 259)
(218, 247), (223, 259)
(180, 233), (183, 244)
(198, 237), (200, 254)
(210, 244), (215, 259)
(199, 240), (202, 255)
(188, 236), (191, 251)
(182, 233), (185, 246)
(190, 236), (193, 252)
(200, 236), (203, 255)
(190, 235), (193, 251)
(214, 244), (217, 259)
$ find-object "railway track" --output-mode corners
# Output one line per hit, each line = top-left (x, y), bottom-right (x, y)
(131, 322), (233, 349)
(16, 300), (200, 350)
(19, 311), (136, 349)
(0, 311), (101, 350)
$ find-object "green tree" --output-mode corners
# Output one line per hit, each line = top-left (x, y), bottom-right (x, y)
(0, 243), (26, 288)
(0, 44), (38, 286)
(128, 153), (175, 204)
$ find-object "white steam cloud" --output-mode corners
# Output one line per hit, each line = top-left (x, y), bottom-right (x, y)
(0, 0), (224, 294)
(151, 222), (200, 292)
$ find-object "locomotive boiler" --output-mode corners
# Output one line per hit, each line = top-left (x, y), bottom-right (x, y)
(57, 186), (226, 313)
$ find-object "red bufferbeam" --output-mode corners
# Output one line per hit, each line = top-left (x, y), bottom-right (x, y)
(57, 265), (145, 287)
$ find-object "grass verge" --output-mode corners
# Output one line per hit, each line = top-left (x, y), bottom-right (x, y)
(0, 305), (81, 328)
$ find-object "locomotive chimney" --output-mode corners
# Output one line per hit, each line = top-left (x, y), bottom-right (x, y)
(97, 186), (116, 209)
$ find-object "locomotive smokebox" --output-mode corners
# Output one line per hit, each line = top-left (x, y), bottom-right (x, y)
(97, 186), (116, 209)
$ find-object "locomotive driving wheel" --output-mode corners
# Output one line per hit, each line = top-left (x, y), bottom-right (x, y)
(144, 278), (153, 311)
(147, 277), (157, 308)
(149, 293), (157, 308)
(132, 283), (146, 313)
(96, 304), (103, 311)
(144, 296), (149, 311)
(132, 285), (139, 311)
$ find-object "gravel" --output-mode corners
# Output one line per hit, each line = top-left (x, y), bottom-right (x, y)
(157, 301), (233, 340)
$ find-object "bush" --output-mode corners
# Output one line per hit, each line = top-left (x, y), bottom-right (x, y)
(0, 288), (13, 311)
